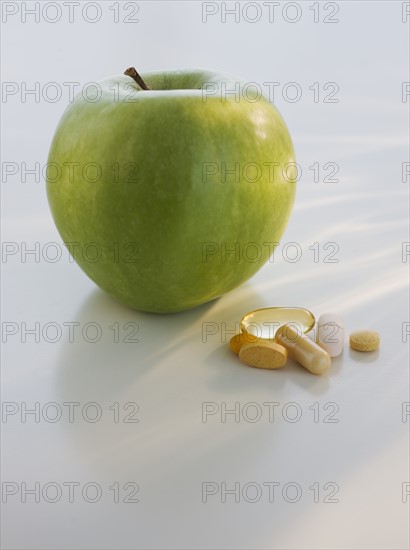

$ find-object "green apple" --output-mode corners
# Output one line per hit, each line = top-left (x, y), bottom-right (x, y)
(47, 68), (297, 313)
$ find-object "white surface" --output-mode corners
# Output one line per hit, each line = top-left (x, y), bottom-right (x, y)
(1, 1), (409, 549)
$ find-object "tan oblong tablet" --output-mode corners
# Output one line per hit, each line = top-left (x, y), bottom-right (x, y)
(275, 324), (331, 375)
(239, 341), (288, 370)
(349, 330), (380, 352)
(229, 332), (261, 355)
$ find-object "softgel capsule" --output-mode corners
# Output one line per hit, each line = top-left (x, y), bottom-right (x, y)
(240, 307), (315, 340)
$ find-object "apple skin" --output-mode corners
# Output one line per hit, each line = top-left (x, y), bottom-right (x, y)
(47, 70), (296, 313)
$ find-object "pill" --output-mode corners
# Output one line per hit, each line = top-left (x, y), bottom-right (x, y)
(349, 330), (380, 352)
(275, 324), (331, 375)
(240, 307), (315, 340)
(317, 312), (344, 357)
(239, 341), (288, 370)
(229, 332), (261, 355)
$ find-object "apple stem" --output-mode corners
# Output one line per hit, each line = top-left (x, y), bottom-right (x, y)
(124, 67), (151, 90)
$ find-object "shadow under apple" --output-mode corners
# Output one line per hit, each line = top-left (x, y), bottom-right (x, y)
(53, 286), (218, 403)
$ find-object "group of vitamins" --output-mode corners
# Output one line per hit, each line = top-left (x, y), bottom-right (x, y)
(229, 307), (380, 375)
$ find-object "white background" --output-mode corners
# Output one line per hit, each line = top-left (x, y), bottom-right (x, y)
(1, 1), (409, 549)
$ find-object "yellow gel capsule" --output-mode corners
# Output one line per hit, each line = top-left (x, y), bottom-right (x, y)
(240, 307), (315, 340)
(229, 332), (261, 355)
(275, 324), (331, 375)
(239, 341), (288, 370)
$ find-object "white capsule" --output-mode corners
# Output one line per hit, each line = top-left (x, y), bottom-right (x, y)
(317, 313), (344, 357)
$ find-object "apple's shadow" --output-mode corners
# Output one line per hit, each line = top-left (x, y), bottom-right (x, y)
(53, 281), (272, 418)
(52, 282), (269, 464)
(53, 287), (219, 403)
